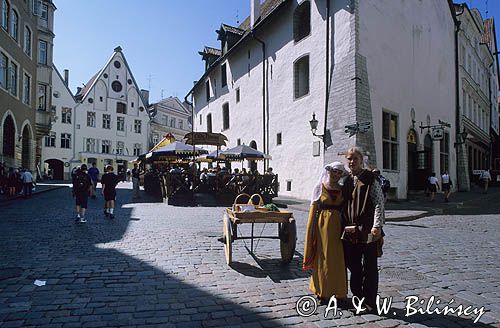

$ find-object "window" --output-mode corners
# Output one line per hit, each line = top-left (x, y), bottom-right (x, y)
(293, 1), (310, 42)
(133, 143), (141, 156)
(44, 132), (55, 147)
(24, 26), (31, 56)
(113, 60), (121, 68)
(207, 113), (212, 133)
(236, 87), (240, 103)
(440, 132), (449, 173)
(61, 107), (71, 124)
(99, 96), (103, 102)
(205, 80), (210, 101)
(101, 140), (110, 154)
(85, 138), (96, 153)
(23, 73), (30, 105)
(87, 112), (96, 127)
(1, 0), (9, 31)
(162, 114), (168, 126)
(382, 111), (398, 170)
(237, 138), (241, 146)
(40, 3), (47, 20)
(0, 52), (7, 89)
(37, 84), (47, 109)
(294, 55), (309, 99)
(8, 61), (17, 96)
(199, 114), (202, 125)
(222, 103), (229, 130)
(116, 141), (124, 155)
(38, 40), (47, 65)
(277, 132), (282, 145)
(178, 120), (183, 130)
(286, 180), (292, 191)
(102, 114), (111, 129)
(116, 102), (126, 114)
(170, 117), (176, 128)
(112, 81), (122, 92)
(61, 133), (71, 149)
(117, 117), (125, 131)
(221, 63), (227, 87)
(134, 119), (141, 133)
(10, 9), (17, 40)
(131, 102), (134, 108)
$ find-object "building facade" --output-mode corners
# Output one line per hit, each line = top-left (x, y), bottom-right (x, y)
(72, 47), (150, 177)
(187, 0), (457, 200)
(0, 0), (42, 172)
(148, 96), (192, 148)
(40, 66), (75, 180)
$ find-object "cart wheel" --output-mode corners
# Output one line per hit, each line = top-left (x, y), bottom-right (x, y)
(223, 213), (233, 265)
(279, 220), (296, 264)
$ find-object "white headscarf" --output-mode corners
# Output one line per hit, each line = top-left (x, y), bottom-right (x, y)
(310, 161), (347, 204)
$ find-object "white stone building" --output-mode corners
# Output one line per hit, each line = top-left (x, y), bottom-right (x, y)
(186, 0), (457, 200)
(455, 4), (499, 190)
(41, 66), (75, 180)
(148, 96), (192, 148)
(41, 47), (150, 179)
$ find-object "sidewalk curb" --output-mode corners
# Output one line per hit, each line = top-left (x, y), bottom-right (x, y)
(0, 185), (65, 202)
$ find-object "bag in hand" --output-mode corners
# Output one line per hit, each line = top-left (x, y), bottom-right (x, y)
(341, 225), (361, 244)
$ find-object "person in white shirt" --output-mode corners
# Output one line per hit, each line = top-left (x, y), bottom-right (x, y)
(441, 171), (451, 202)
(480, 170), (492, 194)
(428, 172), (440, 202)
(21, 169), (34, 198)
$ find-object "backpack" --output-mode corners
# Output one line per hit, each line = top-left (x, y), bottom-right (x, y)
(379, 176), (391, 194)
(74, 171), (89, 192)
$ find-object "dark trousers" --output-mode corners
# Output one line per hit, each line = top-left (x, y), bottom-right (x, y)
(23, 183), (32, 197)
(343, 241), (378, 308)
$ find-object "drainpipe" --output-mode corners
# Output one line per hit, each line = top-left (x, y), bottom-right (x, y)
(324, 0), (330, 149)
(250, 31), (267, 171)
(454, 7), (464, 191)
(184, 93), (195, 157)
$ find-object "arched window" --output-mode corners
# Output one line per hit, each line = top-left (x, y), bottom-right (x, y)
(1, 0), (9, 31)
(293, 1), (310, 42)
(10, 9), (17, 40)
(24, 25), (31, 56)
(293, 55), (309, 99)
(3, 115), (15, 157)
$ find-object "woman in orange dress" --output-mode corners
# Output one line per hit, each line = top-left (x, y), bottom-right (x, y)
(303, 161), (348, 305)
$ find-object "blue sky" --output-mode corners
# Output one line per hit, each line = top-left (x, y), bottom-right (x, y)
(53, 0), (500, 104)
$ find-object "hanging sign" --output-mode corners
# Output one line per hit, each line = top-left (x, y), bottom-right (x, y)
(431, 127), (444, 140)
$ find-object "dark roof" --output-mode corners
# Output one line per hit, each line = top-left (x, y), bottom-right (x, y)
(201, 46), (222, 57)
(221, 23), (244, 35)
(238, 0), (284, 31)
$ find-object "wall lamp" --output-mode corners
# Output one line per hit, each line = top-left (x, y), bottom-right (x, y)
(309, 112), (324, 140)
(455, 130), (468, 146)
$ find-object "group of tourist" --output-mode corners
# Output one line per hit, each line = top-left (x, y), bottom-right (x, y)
(0, 162), (35, 198)
(303, 147), (385, 313)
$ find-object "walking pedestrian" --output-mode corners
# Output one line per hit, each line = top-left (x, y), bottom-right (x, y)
(88, 163), (100, 199)
(479, 170), (492, 194)
(72, 164), (92, 223)
(21, 169), (34, 198)
(428, 172), (440, 201)
(101, 165), (120, 219)
(131, 163), (141, 198)
(441, 171), (451, 202)
(342, 147), (385, 314)
(303, 161), (348, 306)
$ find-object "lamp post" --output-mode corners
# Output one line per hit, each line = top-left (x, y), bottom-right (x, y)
(309, 112), (323, 139)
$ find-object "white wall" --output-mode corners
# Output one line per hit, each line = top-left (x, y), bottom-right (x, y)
(359, 0), (456, 198)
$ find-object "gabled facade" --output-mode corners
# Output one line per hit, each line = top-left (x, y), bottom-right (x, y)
(148, 96), (192, 148)
(71, 47), (150, 177)
(41, 65), (76, 180)
(187, 0), (457, 200)
(455, 4), (499, 190)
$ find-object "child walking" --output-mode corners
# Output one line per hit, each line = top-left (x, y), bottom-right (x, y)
(101, 165), (120, 219)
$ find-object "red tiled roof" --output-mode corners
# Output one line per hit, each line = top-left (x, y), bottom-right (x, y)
(75, 72), (99, 100)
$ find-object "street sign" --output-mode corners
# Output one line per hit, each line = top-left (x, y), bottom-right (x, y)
(431, 127), (444, 140)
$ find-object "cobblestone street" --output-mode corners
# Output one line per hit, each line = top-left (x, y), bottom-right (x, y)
(0, 184), (499, 327)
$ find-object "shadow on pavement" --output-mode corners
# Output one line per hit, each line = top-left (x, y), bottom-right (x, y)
(0, 186), (284, 326)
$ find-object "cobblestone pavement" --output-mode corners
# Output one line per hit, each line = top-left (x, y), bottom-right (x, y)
(0, 184), (499, 327)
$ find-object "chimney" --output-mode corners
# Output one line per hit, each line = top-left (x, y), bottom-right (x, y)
(63, 69), (69, 86)
(76, 87), (82, 95)
(250, 0), (261, 29)
(140, 89), (150, 106)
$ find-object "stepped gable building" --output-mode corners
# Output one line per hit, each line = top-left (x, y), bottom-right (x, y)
(186, 0), (457, 200)
(1, 0), (55, 173)
(148, 96), (192, 147)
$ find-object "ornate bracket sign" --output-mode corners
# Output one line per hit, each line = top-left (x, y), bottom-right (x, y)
(344, 121), (372, 137)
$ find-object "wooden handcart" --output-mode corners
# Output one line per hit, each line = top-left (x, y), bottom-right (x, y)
(222, 194), (296, 265)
